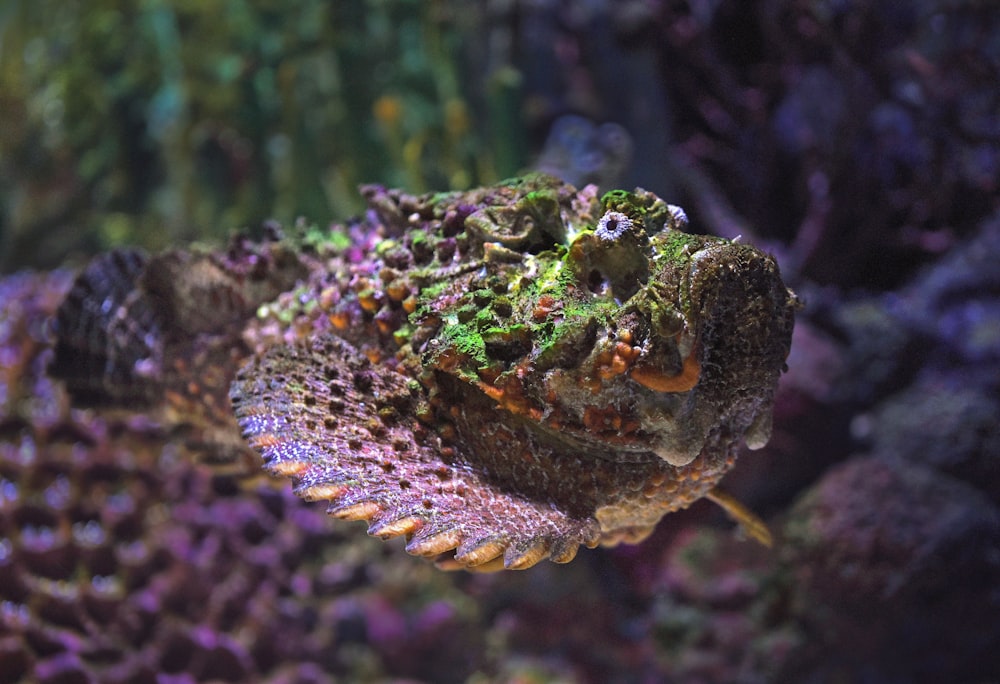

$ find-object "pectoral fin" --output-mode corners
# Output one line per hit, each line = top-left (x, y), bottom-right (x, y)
(705, 488), (773, 547)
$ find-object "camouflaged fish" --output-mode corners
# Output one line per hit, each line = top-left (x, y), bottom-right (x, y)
(52, 174), (796, 571)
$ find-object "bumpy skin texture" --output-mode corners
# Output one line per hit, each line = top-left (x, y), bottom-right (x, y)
(49, 175), (794, 570)
(230, 175), (797, 570)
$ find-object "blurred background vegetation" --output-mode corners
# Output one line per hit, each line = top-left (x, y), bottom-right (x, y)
(1, 0), (996, 288)
(0, 0), (531, 270)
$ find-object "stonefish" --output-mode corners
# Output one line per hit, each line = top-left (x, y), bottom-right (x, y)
(51, 174), (796, 571)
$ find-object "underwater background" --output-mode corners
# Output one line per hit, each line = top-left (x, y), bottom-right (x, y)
(1, 1), (998, 682)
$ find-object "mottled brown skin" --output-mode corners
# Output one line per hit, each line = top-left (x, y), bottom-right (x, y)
(231, 175), (797, 570)
(50, 175), (794, 570)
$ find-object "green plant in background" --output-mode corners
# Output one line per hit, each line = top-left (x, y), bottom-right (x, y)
(0, 0), (524, 271)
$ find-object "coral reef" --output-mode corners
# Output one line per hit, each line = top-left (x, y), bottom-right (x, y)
(3, 0), (1000, 681)
(3, 179), (998, 684)
(0, 271), (487, 683)
(779, 456), (1000, 682)
(13, 183), (994, 683)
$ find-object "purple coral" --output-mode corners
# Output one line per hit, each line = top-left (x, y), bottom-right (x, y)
(0, 272), (485, 683)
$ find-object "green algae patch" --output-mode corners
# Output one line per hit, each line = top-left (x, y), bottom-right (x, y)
(300, 224), (353, 253)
